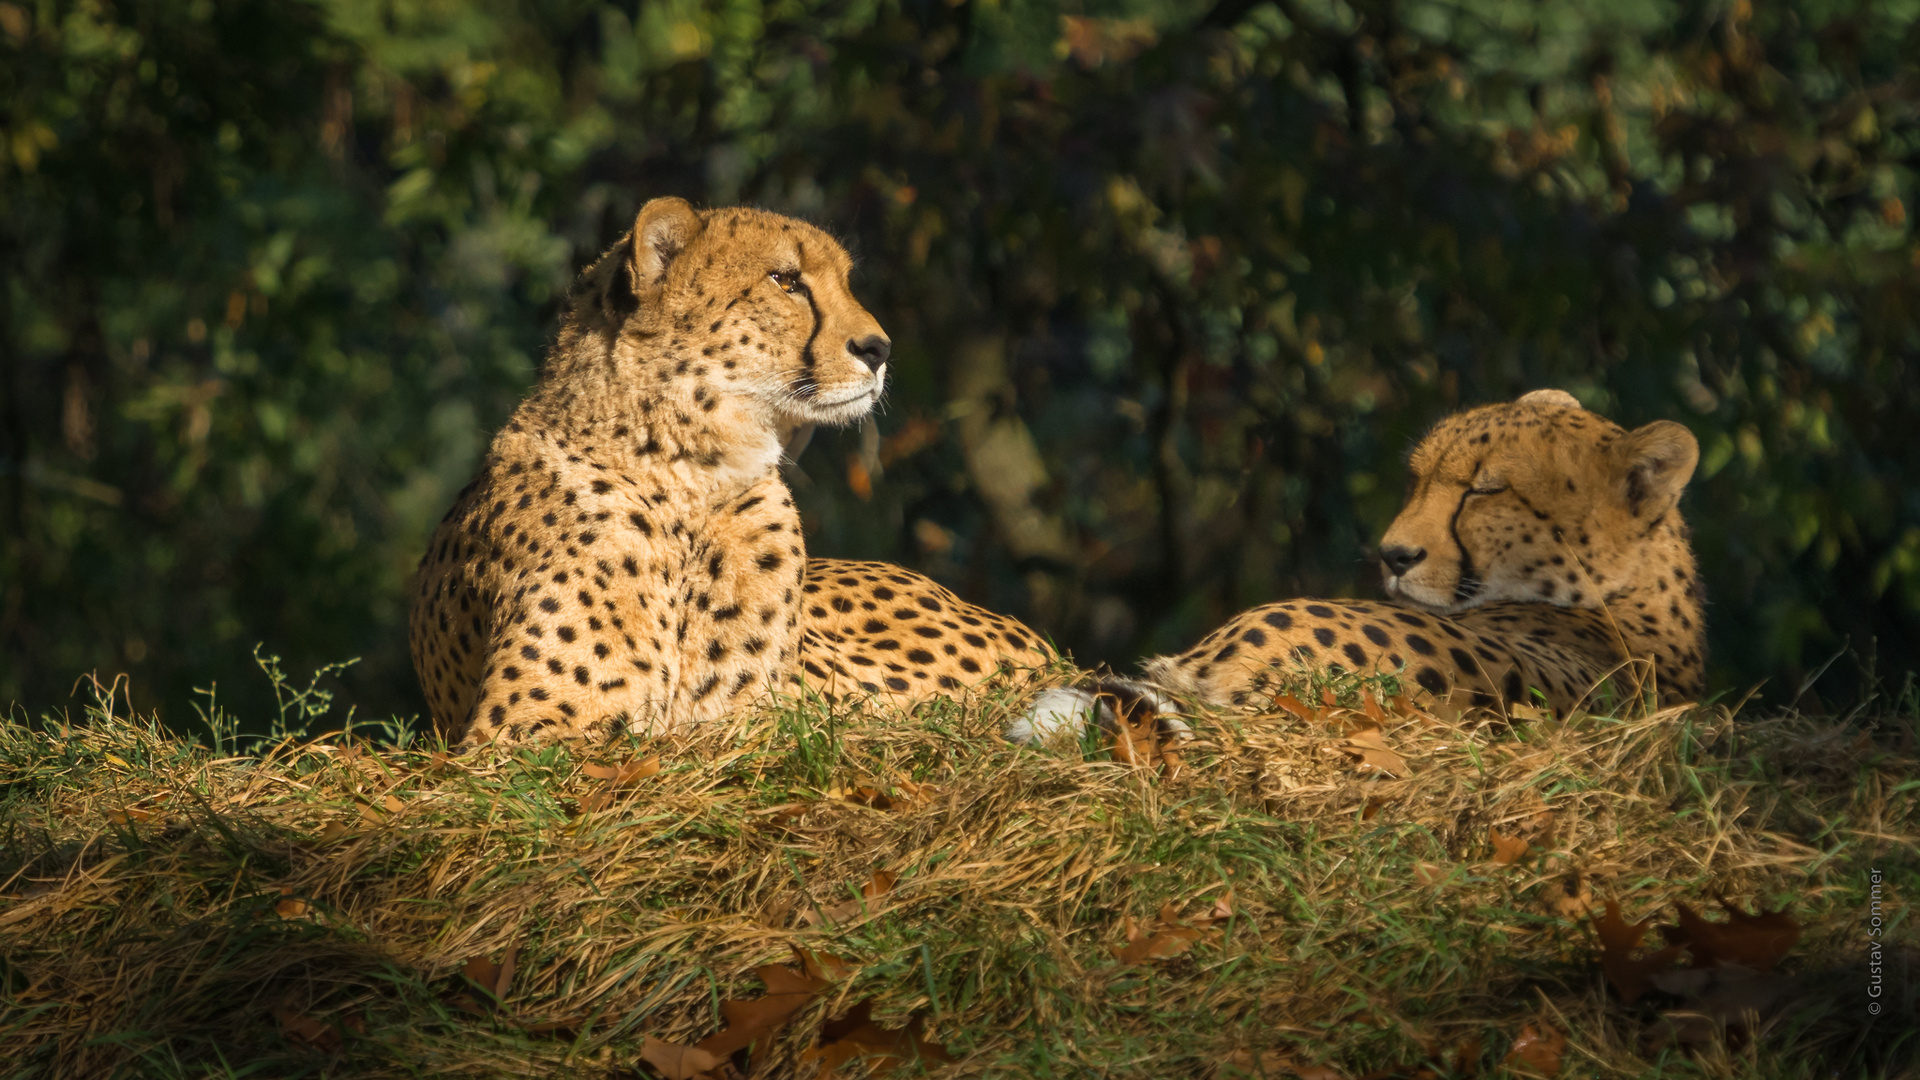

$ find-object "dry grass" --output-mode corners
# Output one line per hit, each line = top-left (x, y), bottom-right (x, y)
(0, 670), (1913, 1079)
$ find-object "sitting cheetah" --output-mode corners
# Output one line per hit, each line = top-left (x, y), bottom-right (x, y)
(1014, 390), (1705, 740)
(411, 197), (1052, 745)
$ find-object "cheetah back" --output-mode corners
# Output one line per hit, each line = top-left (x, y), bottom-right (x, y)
(793, 559), (1055, 707)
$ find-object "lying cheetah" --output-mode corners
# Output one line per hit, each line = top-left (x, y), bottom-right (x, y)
(793, 559), (1055, 704)
(411, 198), (1051, 745)
(1014, 390), (1705, 740)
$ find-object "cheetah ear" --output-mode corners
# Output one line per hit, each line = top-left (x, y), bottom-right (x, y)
(629, 197), (704, 294)
(1618, 420), (1698, 517)
(1517, 388), (1581, 411)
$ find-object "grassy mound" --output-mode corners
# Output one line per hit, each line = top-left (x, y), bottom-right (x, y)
(0, 676), (1912, 1079)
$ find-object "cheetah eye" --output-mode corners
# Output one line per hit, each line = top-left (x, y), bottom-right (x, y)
(769, 269), (803, 293)
(1469, 478), (1509, 496)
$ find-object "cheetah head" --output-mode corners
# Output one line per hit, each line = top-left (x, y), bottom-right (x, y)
(1377, 389), (1699, 613)
(571, 197), (890, 430)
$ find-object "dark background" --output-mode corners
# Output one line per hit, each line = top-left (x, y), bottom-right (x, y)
(4, 0), (1917, 730)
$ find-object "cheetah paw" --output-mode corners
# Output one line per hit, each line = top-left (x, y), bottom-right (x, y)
(1006, 678), (1190, 747)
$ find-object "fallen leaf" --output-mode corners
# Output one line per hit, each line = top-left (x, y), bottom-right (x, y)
(693, 959), (831, 1059)
(1642, 964), (1796, 1051)
(758, 894), (798, 928)
(1595, 900), (1684, 1004)
(1200, 890), (1234, 927)
(1362, 796), (1389, 821)
(762, 802), (814, 826)
(1113, 901), (1220, 964)
(462, 944), (518, 1001)
(572, 756), (662, 816)
(1490, 827), (1531, 866)
(572, 788), (616, 816)
(792, 946), (857, 983)
(1549, 870), (1594, 919)
(275, 1007), (340, 1052)
(357, 796), (403, 825)
(1501, 1022), (1566, 1075)
(581, 755), (660, 786)
(801, 998), (955, 1079)
(640, 1035), (725, 1079)
(1327, 726), (1408, 777)
(274, 886), (309, 919)
(1413, 862), (1450, 887)
(800, 868), (899, 928)
(1666, 897), (1800, 971)
(515, 1015), (586, 1036)
(834, 785), (883, 807)
(1362, 691), (1387, 723)
(890, 779), (939, 810)
(1273, 695), (1318, 722)
(316, 821), (353, 842)
(106, 807), (152, 826)
(864, 870), (898, 899)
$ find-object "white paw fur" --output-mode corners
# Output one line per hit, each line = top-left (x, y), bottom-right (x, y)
(1005, 680), (1191, 746)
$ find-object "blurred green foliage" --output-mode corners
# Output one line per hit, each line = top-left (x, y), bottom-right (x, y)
(3, 0), (1916, 728)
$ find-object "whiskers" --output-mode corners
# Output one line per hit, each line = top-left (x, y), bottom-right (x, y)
(1451, 573), (1484, 605)
(779, 375), (821, 407)
(778, 369), (882, 415)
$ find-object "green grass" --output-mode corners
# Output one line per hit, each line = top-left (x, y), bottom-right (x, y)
(0, 671), (1913, 1079)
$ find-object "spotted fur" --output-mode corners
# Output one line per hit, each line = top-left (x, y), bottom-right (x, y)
(792, 559), (1055, 704)
(411, 199), (1054, 745)
(1141, 390), (1707, 714)
(410, 198), (892, 745)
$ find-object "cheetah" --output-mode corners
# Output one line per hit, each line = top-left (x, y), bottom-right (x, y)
(411, 197), (1053, 745)
(1014, 390), (1705, 740)
(792, 559), (1056, 705)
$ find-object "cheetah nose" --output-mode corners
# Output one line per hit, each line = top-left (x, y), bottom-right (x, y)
(847, 335), (891, 372)
(1380, 544), (1427, 577)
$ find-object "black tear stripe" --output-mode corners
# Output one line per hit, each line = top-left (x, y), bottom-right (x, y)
(799, 282), (824, 377)
(1448, 486), (1481, 605)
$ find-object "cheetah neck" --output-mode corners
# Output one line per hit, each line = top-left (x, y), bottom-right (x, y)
(518, 340), (783, 498)
(1572, 519), (1707, 684)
